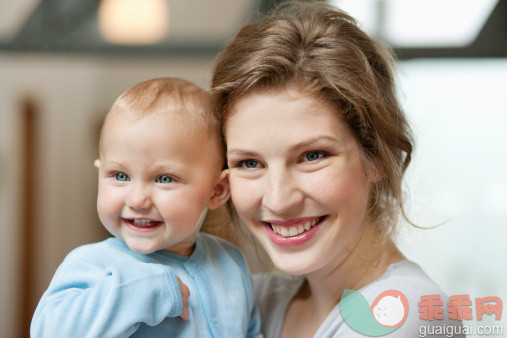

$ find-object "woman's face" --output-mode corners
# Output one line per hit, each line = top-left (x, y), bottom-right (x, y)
(225, 89), (375, 275)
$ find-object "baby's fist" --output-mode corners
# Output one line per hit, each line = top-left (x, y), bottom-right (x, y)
(177, 277), (190, 321)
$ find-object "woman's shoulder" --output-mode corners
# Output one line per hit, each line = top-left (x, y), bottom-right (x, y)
(316, 260), (464, 337)
(363, 259), (445, 296)
(356, 260), (464, 337)
(361, 260), (452, 326)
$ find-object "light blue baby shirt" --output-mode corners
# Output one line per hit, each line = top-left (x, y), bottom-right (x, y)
(31, 233), (261, 338)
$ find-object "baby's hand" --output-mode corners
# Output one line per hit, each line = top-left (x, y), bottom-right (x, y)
(177, 277), (190, 321)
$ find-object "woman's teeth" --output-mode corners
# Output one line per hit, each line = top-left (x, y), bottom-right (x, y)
(270, 218), (320, 237)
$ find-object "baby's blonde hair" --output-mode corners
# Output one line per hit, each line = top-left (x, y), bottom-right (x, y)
(100, 77), (222, 163)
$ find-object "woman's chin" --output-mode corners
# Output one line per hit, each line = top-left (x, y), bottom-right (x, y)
(266, 247), (322, 276)
(274, 263), (312, 276)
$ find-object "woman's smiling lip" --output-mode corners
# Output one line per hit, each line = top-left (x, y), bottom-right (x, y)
(261, 215), (328, 247)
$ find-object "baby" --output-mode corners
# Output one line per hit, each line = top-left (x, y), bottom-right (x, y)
(31, 78), (260, 337)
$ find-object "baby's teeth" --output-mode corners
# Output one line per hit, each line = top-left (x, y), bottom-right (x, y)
(298, 225), (304, 234)
(304, 222), (311, 231)
(133, 219), (151, 226)
(289, 227), (298, 236)
(281, 228), (289, 237)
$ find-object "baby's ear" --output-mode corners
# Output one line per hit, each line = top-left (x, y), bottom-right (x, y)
(94, 159), (101, 171)
(208, 169), (230, 210)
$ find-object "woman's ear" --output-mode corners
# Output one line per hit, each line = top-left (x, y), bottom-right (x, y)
(369, 159), (383, 183)
(208, 169), (230, 210)
(94, 159), (101, 171)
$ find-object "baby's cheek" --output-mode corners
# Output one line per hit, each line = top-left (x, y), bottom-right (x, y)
(161, 191), (207, 225)
(97, 187), (123, 219)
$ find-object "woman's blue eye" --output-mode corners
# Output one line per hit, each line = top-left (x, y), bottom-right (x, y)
(156, 175), (173, 184)
(305, 151), (326, 162)
(114, 172), (129, 181)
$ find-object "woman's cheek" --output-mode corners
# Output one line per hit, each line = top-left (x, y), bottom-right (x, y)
(300, 169), (338, 199)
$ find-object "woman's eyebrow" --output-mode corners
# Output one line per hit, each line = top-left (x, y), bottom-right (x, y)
(227, 136), (340, 157)
(288, 136), (340, 152)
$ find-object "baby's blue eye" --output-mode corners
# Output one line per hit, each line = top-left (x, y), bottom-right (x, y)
(157, 175), (173, 184)
(115, 172), (129, 181)
(305, 151), (326, 162)
(241, 159), (258, 169)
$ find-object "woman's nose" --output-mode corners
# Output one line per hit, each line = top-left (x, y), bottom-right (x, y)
(126, 184), (152, 210)
(262, 168), (303, 215)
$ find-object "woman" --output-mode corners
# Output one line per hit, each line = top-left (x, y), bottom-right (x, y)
(212, 2), (463, 337)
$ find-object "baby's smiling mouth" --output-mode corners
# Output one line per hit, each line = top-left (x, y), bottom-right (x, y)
(123, 218), (163, 228)
(265, 216), (326, 237)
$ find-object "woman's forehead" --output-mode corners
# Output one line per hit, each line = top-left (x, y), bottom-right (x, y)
(228, 89), (341, 126)
(225, 90), (356, 148)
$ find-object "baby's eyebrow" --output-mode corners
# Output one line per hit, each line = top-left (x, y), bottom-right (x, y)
(102, 160), (126, 168)
(226, 149), (260, 158)
(150, 162), (186, 173)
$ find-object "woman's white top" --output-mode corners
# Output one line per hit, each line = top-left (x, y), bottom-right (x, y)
(253, 260), (465, 337)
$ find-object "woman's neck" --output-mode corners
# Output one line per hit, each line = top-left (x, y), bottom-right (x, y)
(302, 225), (405, 321)
(279, 223), (405, 338)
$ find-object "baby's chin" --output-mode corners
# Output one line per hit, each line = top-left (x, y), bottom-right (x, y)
(128, 246), (158, 255)
(122, 238), (162, 254)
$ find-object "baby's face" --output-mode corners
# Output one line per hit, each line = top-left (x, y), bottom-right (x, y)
(96, 111), (224, 255)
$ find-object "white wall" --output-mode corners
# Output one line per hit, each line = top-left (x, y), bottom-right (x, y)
(397, 58), (507, 336)
(0, 56), (23, 337)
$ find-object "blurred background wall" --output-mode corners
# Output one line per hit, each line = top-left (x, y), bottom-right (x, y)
(1, 1), (506, 337)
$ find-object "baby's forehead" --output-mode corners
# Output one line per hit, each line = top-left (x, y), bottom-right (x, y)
(100, 108), (224, 169)
(104, 106), (208, 131)
(101, 107), (220, 152)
